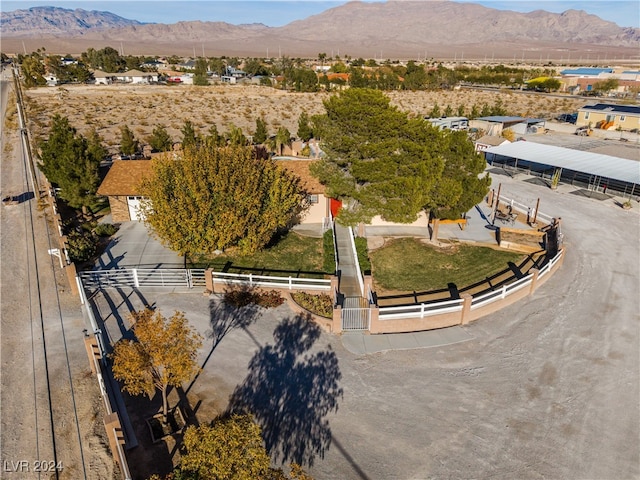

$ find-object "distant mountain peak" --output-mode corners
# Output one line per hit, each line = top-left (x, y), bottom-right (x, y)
(0, 5), (143, 37)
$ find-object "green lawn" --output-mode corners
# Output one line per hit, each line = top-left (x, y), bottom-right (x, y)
(188, 232), (328, 278)
(370, 238), (523, 291)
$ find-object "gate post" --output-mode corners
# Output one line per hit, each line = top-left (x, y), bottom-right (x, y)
(205, 269), (214, 294)
(460, 293), (473, 325)
(332, 305), (343, 334)
(528, 268), (540, 295)
(368, 304), (378, 333)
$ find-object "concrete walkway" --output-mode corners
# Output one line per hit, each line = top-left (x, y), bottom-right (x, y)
(341, 326), (474, 354)
(333, 223), (362, 297)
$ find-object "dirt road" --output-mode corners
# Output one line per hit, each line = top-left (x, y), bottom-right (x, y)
(0, 75), (115, 479)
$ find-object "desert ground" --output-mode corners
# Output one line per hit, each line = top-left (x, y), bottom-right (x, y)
(23, 83), (590, 153)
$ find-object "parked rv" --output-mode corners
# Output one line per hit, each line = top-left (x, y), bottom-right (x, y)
(425, 116), (469, 131)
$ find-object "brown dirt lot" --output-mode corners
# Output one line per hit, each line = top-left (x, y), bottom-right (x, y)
(23, 84), (588, 154)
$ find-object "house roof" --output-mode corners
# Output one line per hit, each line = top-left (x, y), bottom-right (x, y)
(560, 68), (614, 76)
(97, 160), (154, 196)
(121, 69), (148, 77)
(477, 116), (545, 125)
(98, 158), (325, 197)
(92, 69), (116, 78)
(276, 159), (325, 194)
(485, 141), (640, 185)
(475, 135), (509, 146)
(578, 103), (640, 116)
(326, 73), (349, 81)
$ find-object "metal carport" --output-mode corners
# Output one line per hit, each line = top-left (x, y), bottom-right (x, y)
(484, 141), (640, 198)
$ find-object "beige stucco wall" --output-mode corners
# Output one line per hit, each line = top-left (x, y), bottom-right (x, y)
(577, 111), (640, 130)
(299, 194), (328, 224)
(368, 211), (429, 227)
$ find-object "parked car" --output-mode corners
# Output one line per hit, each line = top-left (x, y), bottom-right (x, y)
(575, 126), (592, 136)
(556, 113), (577, 124)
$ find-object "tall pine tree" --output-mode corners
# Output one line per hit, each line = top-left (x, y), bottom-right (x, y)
(39, 115), (101, 210)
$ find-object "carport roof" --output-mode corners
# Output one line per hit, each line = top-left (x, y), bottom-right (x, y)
(485, 141), (640, 185)
(478, 116), (545, 125)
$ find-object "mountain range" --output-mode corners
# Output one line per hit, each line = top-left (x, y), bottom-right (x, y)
(1, 3), (638, 60)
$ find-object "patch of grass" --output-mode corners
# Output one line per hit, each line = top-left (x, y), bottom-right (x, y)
(322, 229), (336, 274)
(354, 236), (371, 274)
(190, 231), (328, 278)
(370, 238), (523, 291)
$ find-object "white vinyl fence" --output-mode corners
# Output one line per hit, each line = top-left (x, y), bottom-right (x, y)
(377, 249), (563, 321)
(79, 268), (206, 290)
(210, 271), (331, 291)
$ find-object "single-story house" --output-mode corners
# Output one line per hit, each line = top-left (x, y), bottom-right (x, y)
(61, 57), (78, 66)
(141, 59), (166, 70)
(97, 160), (154, 222)
(93, 70), (117, 85)
(577, 104), (640, 131)
(474, 135), (510, 152)
(116, 69), (159, 84)
(97, 158), (331, 226)
(92, 69), (159, 85)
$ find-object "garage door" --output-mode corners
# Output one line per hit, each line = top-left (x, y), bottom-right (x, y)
(127, 196), (145, 221)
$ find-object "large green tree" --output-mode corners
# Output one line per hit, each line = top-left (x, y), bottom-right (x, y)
(311, 88), (489, 224)
(38, 115), (101, 209)
(141, 145), (306, 256)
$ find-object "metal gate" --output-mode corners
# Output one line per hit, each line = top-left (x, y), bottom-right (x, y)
(341, 296), (371, 331)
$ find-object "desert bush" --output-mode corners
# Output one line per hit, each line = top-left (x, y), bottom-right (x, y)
(94, 223), (118, 237)
(67, 231), (96, 263)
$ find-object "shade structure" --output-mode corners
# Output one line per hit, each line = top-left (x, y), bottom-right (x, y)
(485, 141), (640, 186)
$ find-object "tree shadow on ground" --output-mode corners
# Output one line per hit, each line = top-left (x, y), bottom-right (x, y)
(228, 313), (343, 467)
(185, 286), (262, 396)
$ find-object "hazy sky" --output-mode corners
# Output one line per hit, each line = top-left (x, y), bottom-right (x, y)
(3, 0), (639, 28)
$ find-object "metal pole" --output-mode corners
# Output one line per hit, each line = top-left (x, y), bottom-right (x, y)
(493, 183), (502, 223)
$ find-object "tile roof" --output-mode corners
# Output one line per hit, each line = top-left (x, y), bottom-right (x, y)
(276, 159), (325, 194)
(98, 158), (325, 197)
(97, 160), (154, 196)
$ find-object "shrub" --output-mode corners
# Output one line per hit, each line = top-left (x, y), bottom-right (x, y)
(354, 236), (371, 274)
(223, 288), (284, 308)
(67, 231), (96, 263)
(94, 223), (118, 237)
(257, 290), (285, 308)
(292, 292), (333, 318)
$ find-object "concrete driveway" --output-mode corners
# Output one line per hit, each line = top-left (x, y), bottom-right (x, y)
(94, 220), (184, 270)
